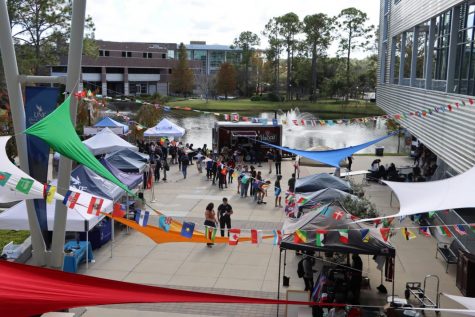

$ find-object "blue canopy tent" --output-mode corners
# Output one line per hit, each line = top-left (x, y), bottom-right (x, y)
(257, 132), (397, 168)
(70, 165), (125, 202)
(94, 117), (129, 134)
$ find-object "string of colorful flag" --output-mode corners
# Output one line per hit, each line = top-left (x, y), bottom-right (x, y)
(74, 88), (475, 128)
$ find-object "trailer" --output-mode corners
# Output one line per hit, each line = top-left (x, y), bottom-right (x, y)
(212, 121), (284, 160)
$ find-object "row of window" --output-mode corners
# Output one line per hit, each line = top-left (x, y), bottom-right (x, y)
(382, 2), (475, 95)
(98, 50), (174, 59)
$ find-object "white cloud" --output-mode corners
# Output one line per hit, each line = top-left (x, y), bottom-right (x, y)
(87, 0), (379, 57)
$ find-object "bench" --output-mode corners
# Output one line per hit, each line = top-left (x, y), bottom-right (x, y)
(436, 241), (459, 273)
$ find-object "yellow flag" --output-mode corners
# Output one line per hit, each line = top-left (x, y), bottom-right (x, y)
(46, 185), (57, 204)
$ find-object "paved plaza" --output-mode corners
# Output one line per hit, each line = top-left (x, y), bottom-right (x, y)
(72, 156), (466, 316)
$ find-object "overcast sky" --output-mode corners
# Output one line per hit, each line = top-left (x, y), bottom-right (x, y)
(87, 0), (380, 58)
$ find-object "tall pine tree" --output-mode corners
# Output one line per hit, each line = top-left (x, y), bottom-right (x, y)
(170, 43), (194, 97)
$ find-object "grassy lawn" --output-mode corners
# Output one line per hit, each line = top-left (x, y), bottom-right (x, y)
(0, 230), (30, 250)
(167, 98), (385, 117)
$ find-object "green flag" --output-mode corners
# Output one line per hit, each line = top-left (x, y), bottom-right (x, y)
(15, 178), (34, 194)
(0, 172), (11, 186)
(24, 96), (132, 195)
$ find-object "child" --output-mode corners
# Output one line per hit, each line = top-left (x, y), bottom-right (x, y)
(275, 175), (282, 207)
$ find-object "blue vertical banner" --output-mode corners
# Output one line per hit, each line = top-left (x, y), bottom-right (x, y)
(25, 86), (60, 246)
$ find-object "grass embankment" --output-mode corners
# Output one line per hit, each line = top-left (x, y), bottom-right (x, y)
(0, 230), (30, 250)
(168, 98), (385, 118)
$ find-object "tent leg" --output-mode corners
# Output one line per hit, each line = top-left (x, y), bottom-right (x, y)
(110, 218), (114, 258)
(283, 249), (287, 278)
(126, 195), (130, 234)
(86, 230), (89, 270)
(277, 248), (282, 317)
(391, 256), (395, 304)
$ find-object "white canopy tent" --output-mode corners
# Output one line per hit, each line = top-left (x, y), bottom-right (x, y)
(143, 118), (185, 138)
(444, 294), (475, 316)
(83, 127), (137, 156)
(0, 187), (113, 232)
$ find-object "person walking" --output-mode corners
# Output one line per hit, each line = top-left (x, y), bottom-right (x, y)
(204, 203), (218, 248)
(275, 175), (282, 207)
(351, 254), (363, 305)
(206, 158), (213, 180)
(217, 197), (233, 237)
(275, 151), (282, 175)
(181, 155), (189, 179)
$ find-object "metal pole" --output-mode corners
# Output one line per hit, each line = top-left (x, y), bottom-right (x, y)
(110, 218), (114, 258)
(86, 229), (88, 270)
(0, 0), (47, 265)
(277, 248), (282, 317)
(49, 0), (87, 269)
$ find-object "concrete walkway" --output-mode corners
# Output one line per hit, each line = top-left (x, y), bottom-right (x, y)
(73, 155), (466, 316)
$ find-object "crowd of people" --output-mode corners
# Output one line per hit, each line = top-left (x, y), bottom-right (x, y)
(136, 140), (299, 240)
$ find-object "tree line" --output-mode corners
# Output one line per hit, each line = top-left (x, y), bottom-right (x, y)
(171, 7), (376, 102)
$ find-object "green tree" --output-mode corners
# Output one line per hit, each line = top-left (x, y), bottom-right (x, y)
(135, 103), (160, 128)
(170, 43), (194, 97)
(337, 7), (374, 101)
(275, 12), (302, 100)
(302, 13), (335, 102)
(215, 62), (236, 100)
(232, 31), (260, 97)
(7, 0), (95, 75)
(262, 18), (283, 97)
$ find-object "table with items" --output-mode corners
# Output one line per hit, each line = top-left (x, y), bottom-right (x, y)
(63, 240), (94, 273)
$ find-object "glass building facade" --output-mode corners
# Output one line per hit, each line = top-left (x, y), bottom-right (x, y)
(186, 44), (242, 75)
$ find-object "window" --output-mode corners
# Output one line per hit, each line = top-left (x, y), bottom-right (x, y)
(123, 51), (132, 58)
(209, 51), (225, 69)
(162, 53), (166, 59)
(167, 50), (175, 59)
(122, 51), (126, 57)
(127, 51), (132, 58)
(455, 3), (475, 95)
(416, 22), (430, 80)
(129, 82), (148, 95)
(403, 31), (414, 79)
(394, 0), (401, 4)
(143, 52), (147, 58)
(393, 34), (402, 83)
(433, 10), (452, 81)
(143, 52), (152, 58)
(99, 50), (104, 57)
(168, 69), (172, 74)
(104, 50), (110, 56)
(148, 52), (152, 58)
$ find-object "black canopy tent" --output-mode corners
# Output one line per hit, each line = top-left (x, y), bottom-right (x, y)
(277, 202), (396, 308)
(294, 173), (353, 194)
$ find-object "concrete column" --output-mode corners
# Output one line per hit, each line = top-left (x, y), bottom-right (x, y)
(101, 66), (107, 96)
(399, 32), (407, 85)
(49, 0), (86, 270)
(425, 18), (436, 90)
(124, 67), (129, 95)
(389, 37), (397, 84)
(0, 0), (47, 266)
(446, 6), (461, 93)
(410, 26), (419, 87)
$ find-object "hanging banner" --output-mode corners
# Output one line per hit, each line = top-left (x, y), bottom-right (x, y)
(25, 86), (60, 246)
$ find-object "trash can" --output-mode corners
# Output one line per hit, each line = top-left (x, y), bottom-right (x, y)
(375, 146), (384, 156)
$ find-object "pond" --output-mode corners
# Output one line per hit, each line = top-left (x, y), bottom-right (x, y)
(151, 110), (404, 154)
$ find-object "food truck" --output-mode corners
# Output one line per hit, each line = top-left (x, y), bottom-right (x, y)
(212, 120), (283, 160)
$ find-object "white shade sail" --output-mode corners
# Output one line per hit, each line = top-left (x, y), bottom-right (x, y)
(0, 136), (63, 203)
(83, 127), (137, 155)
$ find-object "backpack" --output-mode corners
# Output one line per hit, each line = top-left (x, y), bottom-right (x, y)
(297, 259), (305, 278)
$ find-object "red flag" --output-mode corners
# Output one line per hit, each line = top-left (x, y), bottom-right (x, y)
(229, 228), (241, 245)
(224, 114), (230, 121)
(112, 203), (126, 218)
(333, 210), (345, 220)
(63, 191), (80, 209)
(380, 228), (391, 242)
(87, 197), (104, 216)
(300, 119), (305, 126)
(447, 105), (453, 111)
(146, 171), (153, 189)
(469, 98), (474, 105)
(251, 229), (258, 244)
(292, 119), (298, 126)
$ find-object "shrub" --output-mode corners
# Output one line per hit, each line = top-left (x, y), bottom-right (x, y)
(267, 92), (281, 102)
(250, 95), (262, 101)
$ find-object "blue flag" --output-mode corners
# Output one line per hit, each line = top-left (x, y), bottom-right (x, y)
(181, 222), (195, 238)
(158, 215), (171, 232)
(135, 210), (150, 227)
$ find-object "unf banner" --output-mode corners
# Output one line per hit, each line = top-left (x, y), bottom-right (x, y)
(25, 86), (60, 246)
